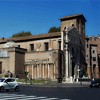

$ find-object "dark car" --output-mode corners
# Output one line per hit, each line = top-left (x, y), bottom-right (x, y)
(90, 78), (100, 88)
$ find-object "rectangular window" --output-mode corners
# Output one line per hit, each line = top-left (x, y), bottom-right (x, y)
(58, 41), (61, 50)
(44, 42), (49, 51)
(87, 44), (88, 48)
(93, 57), (96, 61)
(18, 45), (20, 48)
(93, 50), (95, 53)
(30, 44), (34, 51)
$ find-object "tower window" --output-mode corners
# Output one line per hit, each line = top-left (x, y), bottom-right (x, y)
(93, 50), (95, 53)
(70, 23), (74, 27)
(87, 44), (88, 48)
(93, 57), (96, 61)
(58, 41), (61, 50)
(18, 45), (20, 48)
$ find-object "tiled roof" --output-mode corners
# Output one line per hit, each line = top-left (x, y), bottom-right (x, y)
(60, 14), (86, 22)
(0, 32), (61, 43)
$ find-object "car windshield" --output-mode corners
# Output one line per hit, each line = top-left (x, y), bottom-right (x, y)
(0, 78), (5, 82)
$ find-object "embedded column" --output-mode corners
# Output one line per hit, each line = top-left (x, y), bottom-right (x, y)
(32, 65), (34, 79)
(54, 64), (55, 79)
(48, 64), (50, 79)
(37, 64), (39, 79)
(43, 64), (44, 79)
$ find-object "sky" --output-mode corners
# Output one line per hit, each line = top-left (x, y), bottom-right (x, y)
(0, 0), (100, 38)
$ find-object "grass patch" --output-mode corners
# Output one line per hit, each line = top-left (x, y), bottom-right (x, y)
(17, 78), (57, 85)
(17, 78), (47, 84)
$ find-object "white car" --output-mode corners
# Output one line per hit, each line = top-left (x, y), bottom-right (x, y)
(0, 78), (19, 92)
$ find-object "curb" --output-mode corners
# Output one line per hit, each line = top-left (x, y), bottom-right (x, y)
(18, 82), (90, 88)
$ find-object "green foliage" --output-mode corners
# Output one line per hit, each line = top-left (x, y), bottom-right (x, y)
(17, 78), (46, 84)
(98, 34), (100, 37)
(12, 31), (32, 38)
(48, 26), (60, 33)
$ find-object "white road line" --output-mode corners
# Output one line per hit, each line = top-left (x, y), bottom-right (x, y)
(41, 98), (58, 100)
(0, 94), (47, 100)
(0, 93), (71, 100)
(60, 99), (71, 100)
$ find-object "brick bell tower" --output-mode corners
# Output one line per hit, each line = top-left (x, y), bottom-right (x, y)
(60, 14), (86, 46)
(60, 14), (86, 82)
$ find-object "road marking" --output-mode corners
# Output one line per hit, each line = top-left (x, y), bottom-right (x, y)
(41, 98), (59, 100)
(0, 93), (71, 100)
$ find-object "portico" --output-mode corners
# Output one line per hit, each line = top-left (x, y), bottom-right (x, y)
(25, 59), (56, 80)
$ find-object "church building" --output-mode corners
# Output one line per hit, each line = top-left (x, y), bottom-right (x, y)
(0, 14), (86, 83)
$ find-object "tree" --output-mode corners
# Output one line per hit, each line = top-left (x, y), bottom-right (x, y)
(12, 31), (32, 38)
(97, 34), (100, 37)
(48, 26), (60, 33)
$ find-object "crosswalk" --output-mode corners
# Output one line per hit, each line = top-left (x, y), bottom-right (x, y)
(0, 93), (71, 100)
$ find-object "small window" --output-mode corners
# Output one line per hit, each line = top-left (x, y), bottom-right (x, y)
(30, 44), (34, 51)
(44, 42), (49, 51)
(93, 50), (95, 53)
(72, 24), (74, 27)
(87, 44), (88, 48)
(18, 45), (20, 48)
(58, 41), (61, 50)
(93, 57), (96, 61)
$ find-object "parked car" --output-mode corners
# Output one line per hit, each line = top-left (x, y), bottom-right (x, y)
(0, 78), (19, 91)
(90, 78), (100, 88)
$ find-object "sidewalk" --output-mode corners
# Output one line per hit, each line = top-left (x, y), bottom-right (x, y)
(60, 81), (91, 87)
(19, 81), (90, 87)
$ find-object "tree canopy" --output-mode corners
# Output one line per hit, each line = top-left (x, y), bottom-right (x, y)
(12, 31), (32, 38)
(48, 26), (60, 33)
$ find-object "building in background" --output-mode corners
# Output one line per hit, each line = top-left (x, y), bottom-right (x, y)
(0, 14), (87, 83)
(85, 36), (100, 79)
(0, 42), (26, 78)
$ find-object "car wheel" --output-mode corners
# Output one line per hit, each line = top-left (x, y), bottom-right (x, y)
(90, 85), (92, 88)
(6, 89), (9, 92)
(15, 86), (19, 92)
(95, 85), (97, 88)
(98, 84), (100, 88)
(97, 84), (100, 88)
(0, 86), (4, 92)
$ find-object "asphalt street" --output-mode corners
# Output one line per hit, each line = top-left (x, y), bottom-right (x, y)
(0, 83), (100, 100)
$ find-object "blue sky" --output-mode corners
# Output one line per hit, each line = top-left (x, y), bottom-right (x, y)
(0, 0), (100, 38)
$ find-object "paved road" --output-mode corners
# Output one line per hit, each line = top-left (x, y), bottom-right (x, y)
(0, 93), (70, 100)
(0, 83), (100, 100)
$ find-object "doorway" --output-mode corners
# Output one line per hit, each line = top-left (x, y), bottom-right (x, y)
(72, 61), (75, 77)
